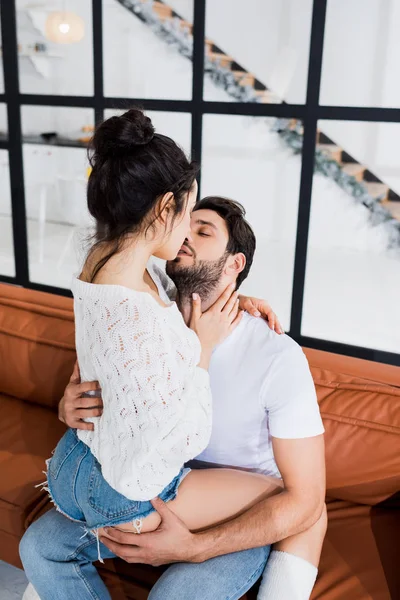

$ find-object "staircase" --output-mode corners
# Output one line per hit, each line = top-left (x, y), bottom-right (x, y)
(114, 0), (400, 245)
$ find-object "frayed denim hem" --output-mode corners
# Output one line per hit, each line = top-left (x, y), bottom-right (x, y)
(36, 459), (144, 563)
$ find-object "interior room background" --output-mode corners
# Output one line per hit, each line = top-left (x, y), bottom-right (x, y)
(0, 0), (399, 365)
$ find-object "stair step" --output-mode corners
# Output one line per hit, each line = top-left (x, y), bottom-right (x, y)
(254, 90), (281, 103)
(232, 71), (255, 87)
(364, 182), (389, 201)
(205, 39), (214, 53)
(179, 20), (193, 34)
(318, 132), (334, 145)
(342, 163), (365, 182)
(209, 53), (233, 68)
(152, 1), (173, 19)
(317, 144), (343, 163)
(382, 200), (400, 220)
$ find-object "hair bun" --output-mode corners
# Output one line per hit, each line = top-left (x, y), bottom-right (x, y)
(92, 108), (155, 159)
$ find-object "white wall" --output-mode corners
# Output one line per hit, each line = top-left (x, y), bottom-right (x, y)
(0, 0), (398, 351)
(15, 0), (93, 95)
(204, 0), (312, 103)
(320, 0), (400, 108)
(102, 0), (192, 100)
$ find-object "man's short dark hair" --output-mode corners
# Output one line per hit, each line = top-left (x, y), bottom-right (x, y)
(193, 196), (256, 289)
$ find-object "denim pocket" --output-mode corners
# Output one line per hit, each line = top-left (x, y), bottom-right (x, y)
(88, 459), (140, 519)
(49, 428), (80, 480)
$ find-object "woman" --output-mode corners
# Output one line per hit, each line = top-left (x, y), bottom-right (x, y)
(20, 108), (318, 600)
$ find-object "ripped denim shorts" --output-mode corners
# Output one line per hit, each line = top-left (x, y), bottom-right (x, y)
(42, 428), (190, 561)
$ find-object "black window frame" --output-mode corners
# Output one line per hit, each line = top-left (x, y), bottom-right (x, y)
(0, 0), (399, 366)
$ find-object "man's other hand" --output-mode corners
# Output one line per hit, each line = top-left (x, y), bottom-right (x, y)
(58, 361), (103, 431)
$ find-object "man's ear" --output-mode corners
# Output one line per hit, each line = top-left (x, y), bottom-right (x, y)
(225, 253), (246, 278)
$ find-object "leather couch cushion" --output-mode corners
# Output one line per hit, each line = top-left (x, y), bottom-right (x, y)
(310, 499), (399, 600)
(0, 393), (66, 537)
(0, 283), (75, 410)
(305, 349), (400, 505)
(96, 499), (399, 600)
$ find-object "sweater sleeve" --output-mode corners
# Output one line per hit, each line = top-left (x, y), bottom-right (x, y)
(92, 294), (212, 501)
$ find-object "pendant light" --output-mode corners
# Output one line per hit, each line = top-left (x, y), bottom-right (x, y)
(45, 2), (85, 45)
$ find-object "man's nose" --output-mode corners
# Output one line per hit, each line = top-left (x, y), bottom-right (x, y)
(186, 232), (193, 244)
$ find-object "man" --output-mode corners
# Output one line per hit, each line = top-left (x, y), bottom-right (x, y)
(21, 197), (326, 600)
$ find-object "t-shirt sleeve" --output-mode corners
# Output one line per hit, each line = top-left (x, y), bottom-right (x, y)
(260, 345), (325, 439)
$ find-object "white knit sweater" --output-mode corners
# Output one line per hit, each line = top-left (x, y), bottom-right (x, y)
(71, 265), (212, 501)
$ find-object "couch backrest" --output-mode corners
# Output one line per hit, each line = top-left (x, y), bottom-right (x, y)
(304, 348), (400, 506)
(0, 283), (399, 506)
(0, 283), (75, 410)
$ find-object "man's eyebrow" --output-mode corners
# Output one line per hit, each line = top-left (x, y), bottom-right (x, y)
(194, 219), (217, 230)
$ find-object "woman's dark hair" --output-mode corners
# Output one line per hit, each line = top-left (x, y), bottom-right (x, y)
(193, 196), (256, 289)
(86, 108), (199, 282)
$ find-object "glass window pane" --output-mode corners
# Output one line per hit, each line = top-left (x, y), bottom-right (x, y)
(103, 0), (193, 100)
(16, 1), (93, 96)
(320, 0), (400, 108)
(22, 107), (95, 289)
(202, 115), (303, 331)
(104, 108), (192, 157)
(0, 150), (15, 277)
(302, 120), (400, 353)
(21, 105), (94, 145)
(204, 0), (312, 104)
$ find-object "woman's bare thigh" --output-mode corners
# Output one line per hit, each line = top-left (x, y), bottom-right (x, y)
(114, 469), (283, 534)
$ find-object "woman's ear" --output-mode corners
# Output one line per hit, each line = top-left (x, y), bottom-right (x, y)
(225, 253), (246, 277)
(157, 192), (175, 225)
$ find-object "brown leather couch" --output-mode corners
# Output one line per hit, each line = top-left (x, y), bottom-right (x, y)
(0, 282), (399, 599)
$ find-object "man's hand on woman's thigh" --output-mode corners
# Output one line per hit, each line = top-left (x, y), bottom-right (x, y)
(100, 497), (199, 566)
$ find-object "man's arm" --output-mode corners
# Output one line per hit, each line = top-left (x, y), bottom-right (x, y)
(192, 434), (325, 561)
(100, 433), (325, 565)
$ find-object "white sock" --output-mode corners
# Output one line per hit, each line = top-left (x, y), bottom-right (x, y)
(22, 583), (41, 600)
(257, 550), (318, 600)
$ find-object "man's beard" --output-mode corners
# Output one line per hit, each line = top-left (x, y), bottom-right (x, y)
(166, 253), (228, 302)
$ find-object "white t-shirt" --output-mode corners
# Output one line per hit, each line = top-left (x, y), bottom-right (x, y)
(196, 312), (325, 478)
(151, 262), (324, 479)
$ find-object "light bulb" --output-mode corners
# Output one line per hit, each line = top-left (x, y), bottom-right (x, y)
(59, 23), (70, 34)
(45, 11), (84, 44)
